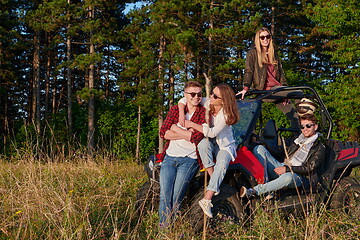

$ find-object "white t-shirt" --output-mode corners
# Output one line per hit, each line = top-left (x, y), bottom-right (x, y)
(166, 112), (197, 159)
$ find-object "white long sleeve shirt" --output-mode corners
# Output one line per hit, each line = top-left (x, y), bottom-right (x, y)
(179, 97), (237, 160)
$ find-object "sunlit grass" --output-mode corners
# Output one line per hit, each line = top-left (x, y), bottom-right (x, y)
(0, 153), (146, 239)
(0, 151), (359, 239)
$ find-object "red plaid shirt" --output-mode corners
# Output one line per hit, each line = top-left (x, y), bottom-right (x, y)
(158, 105), (206, 166)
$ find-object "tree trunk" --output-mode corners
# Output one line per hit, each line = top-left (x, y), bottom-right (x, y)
(157, 35), (166, 154)
(207, 0), (214, 87)
(67, 18), (73, 138)
(44, 33), (50, 122)
(271, 5), (275, 36)
(87, 6), (95, 156)
(0, 39), (8, 146)
(33, 30), (41, 135)
(105, 45), (110, 99)
(136, 105), (141, 162)
(45, 54), (50, 121)
(169, 54), (175, 107)
(3, 92), (9, 148)
(52, 75), (57, 114)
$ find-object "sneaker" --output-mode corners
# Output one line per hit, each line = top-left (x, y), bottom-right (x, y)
(246, 188), (256, 197)
(246, 188), (257, 197)
(239, 186), (257, 198)
(239, 186), (247, 198)
(198, 198), (213, 218)
(264, 193), (274, 200)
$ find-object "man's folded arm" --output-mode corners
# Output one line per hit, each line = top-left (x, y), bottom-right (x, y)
(164, 125), (192, 141)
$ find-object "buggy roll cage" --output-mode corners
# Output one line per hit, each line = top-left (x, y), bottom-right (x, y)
(237, 86), (334, 139)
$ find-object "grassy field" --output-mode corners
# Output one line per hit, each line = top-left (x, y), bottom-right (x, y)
(0, 153), (359, 240)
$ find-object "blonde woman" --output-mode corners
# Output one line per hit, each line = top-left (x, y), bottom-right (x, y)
(237, 27), (300, 130)
(238, 27), (286, 96)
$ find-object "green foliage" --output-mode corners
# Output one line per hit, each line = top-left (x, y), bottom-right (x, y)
(306, 0), (360, 141)
(76, 87), (105, 102)
(321, 76), (360, 141)
(308, 0), (360, 68)
(71, 53), (104, 70)
(4, 106), (85, 159)
(3, 98), (157, 162)
(25, 0), (70, 32)
(1, 0), (360, 159)
(259, 102), (294, 140)
(97, 100), (158, 161)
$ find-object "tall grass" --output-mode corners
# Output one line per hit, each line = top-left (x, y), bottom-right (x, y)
(0, 151), (359, 239)
(0, 151), (145, 239)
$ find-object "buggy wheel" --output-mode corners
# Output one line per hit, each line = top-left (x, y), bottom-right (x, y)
(135, 180), (160, 215)
(341, 184), (360, 219)
(330, 177), (360, 219)
(188, 184), (246, 233)
(338, 176), (359, 185)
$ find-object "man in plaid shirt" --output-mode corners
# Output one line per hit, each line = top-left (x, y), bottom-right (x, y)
(158, 81), (206, 226)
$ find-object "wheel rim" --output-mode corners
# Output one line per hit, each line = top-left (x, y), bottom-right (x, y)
(213, 201), (237, 218)
(208, 200), (240, 230)
(344, 187), (360, 219)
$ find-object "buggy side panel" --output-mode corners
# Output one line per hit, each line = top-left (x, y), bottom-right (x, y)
(231, 146), (265, 184)
(319, 140), (360, 189)
(337, 145), (359, 161)
(335, 141), (360, 165)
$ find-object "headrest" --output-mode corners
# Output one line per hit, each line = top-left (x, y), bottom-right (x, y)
(296, 98), (317, 116)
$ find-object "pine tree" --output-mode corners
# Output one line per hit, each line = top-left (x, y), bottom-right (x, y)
(306, 0), (360, 140)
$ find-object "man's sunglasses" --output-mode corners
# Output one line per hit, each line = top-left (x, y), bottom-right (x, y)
(185, 92), (202, 98)
(259, 35), (271, 40)
(211, 91), (222, 100)
(300, 123), (316, 129)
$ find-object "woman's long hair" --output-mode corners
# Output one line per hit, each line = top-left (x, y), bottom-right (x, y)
(212, 84), (240, 126)
(254, 27), (277, 68)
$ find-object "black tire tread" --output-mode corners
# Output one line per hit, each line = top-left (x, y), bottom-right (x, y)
(330, 176), (359, 209)
(187, 184), (245, 233)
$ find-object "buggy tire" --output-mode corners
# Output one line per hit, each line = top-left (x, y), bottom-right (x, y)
(188, 184), (245, 233)
(135, 180), (160, 215)
(342, 184), (360, 219)
(330, 177), (360, 218)
(337, 176), (359, 185)
(331, 184), (360, 219)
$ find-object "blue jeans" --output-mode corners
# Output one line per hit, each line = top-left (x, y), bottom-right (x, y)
(159, 155), (199, 224)
(198, 138), (231, 193)
(252, 145), (308, 195)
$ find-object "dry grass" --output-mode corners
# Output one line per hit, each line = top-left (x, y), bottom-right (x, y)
(0, 153), (146, 239)
(0, 153), (359, 239)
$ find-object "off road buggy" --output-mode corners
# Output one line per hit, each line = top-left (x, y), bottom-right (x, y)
(136, 86), (360, 231)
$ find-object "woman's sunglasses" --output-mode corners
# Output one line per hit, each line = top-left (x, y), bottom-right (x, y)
(259, 35), (271, 40)
(211, 91), (222, 100)
(185, 92), (202, 98)
(300, 123), (316, 129)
